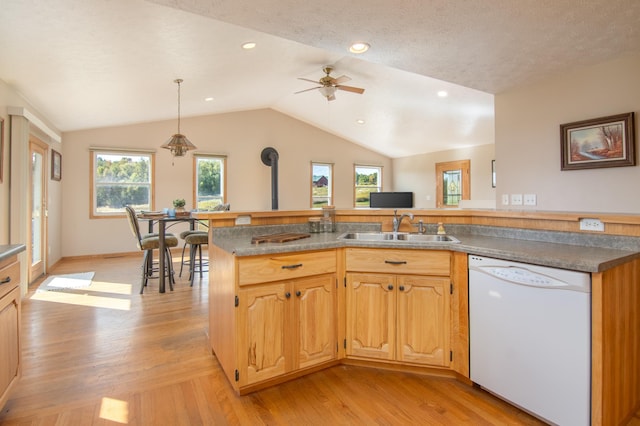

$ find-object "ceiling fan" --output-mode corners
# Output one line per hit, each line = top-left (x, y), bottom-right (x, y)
(295, 66), (365, 101)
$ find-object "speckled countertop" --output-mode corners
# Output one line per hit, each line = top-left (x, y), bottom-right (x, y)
(0, 244), (26, 262)
(212, 223), (640, 273)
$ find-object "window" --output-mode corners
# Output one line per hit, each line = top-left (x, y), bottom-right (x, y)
(194, 155), (226, 210)
(311, 162), (333, 208)
(90, 150), (154, 217)
(354, 165), (382, 207)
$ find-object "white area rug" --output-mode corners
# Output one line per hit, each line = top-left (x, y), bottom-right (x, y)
(37, 272), (95, 292)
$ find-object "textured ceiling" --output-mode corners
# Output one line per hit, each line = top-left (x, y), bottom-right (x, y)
(1, 0), (639, 158)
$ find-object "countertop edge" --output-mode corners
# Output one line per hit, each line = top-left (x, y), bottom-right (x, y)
(212, 233), (640, 273)
(0, 244), (27, 263)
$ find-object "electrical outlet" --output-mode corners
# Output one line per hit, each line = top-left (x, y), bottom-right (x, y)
(511, 194), (523, 205)
(501, 194), (509, 205)
(524, 194), (537, 206)
(579, 218), (604, 232)
(235, 215), (251, 225)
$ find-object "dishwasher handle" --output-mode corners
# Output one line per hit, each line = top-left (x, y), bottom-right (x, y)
(470, 265), (590, 293)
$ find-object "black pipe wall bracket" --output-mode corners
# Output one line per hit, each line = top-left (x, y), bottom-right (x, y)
(261, 147), (279, 210)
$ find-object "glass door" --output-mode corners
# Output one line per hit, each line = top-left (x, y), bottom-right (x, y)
(436, 160), (470, 208)
(29, 139), (47, 283)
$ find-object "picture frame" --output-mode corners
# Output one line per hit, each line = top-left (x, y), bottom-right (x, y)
(0, 117), (4, 183)
(51, 149), (62, 181)
(560, 112), (636, 171)
(491, 159), (496, 188)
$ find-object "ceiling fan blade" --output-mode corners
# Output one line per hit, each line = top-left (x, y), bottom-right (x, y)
(298, 77), (321, 84)
(332, 75), (351, 85)
(337, 85), (365, 94)
(294, 86), (321, 94)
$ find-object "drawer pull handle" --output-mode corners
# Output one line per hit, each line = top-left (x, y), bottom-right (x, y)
(281, 263), (303, 269)
(0, 276), (10, 285)
(384, 260), (407, 265)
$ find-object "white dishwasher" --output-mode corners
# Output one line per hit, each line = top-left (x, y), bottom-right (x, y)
(469, 255), (591, 426)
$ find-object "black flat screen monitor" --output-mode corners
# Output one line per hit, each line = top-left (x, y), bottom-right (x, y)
(369, 192), (414, 208)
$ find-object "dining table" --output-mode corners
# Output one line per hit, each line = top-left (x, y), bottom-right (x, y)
(140, 214), (202, 293)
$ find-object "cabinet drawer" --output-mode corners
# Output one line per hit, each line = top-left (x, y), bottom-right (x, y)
(239, 250), (336, 286)
(0, 260), (20, 300)
(345, 248), (450, 276)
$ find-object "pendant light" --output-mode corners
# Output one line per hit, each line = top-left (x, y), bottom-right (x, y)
(161, 78), (196, 157)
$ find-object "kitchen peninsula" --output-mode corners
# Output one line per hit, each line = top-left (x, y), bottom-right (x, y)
(193, 209), (640, 426)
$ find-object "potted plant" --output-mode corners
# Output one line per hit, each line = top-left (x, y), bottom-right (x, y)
(172, 198), (186, 212)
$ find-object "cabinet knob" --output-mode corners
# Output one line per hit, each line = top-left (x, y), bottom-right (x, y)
(399, 285), (405, 291)
(285, 292), (291, 298)
(295, 290), (301, 297)
(388, 284), (394, 290)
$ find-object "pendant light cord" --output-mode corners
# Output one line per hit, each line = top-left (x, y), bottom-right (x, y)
(175, 78), (183, 134)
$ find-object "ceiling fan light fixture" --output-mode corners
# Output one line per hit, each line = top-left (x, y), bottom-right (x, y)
(349, 42), (370, 54)
(319, 86), (337, 98)
(161, 78), (196, 158)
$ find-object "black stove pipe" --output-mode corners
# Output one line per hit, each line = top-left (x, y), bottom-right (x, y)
(260, 147), (279, 210)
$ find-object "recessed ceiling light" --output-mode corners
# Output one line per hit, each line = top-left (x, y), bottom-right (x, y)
(204, 97), (214, 102)
(437, 90), (448, 98)
(349, 42), (370, 54)
(241, 42), (256, 50)
(356, 119), (366, 125)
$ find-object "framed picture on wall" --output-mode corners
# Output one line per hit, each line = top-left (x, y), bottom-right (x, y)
(491, 160), (496, 187)
(51, 149), (62, 181)
(560, 112), (636, 170)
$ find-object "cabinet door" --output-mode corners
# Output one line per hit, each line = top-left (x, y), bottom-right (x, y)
(0, 287), (20, 409)
(346, 273), (395, 360)
(238, 283), (289, 386)
(295, 274), (336, 370)
(396, 275), (450, 366)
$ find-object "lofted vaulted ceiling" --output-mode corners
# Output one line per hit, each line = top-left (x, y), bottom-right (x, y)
(1, 0), (639, 158)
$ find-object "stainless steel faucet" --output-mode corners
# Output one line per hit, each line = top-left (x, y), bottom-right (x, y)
(392, 209), (414, 233)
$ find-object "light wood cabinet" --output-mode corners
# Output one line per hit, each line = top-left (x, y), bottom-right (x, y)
(237, 274), (336, 387)
(211, 247), (337, 393)
(0, 254), (21, 410)
(345, 248), (451, 367)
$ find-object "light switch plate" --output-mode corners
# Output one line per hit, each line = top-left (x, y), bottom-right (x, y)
(501, 194), (509, 205)
(524, 194), (537, 206)
(511, 194), (523, 205)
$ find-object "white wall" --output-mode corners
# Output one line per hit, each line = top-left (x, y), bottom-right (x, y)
(392, 144), (496, 208)
(496, 53), (640, 213)
(61, 108), (392, 257)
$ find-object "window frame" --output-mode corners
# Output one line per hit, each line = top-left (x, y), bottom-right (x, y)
(354, 164), (383, 208)
(89, 149), (155, 219)
(192, 154), (227, 211)
(310, 162), (334, 208)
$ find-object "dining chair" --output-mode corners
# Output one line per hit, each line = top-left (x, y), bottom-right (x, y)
(184, 231), (209, 286)
(178, 203), (229, 281)
(124, 205), (179, 293)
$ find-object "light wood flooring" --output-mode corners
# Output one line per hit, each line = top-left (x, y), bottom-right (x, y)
(0, 254), (636, 425)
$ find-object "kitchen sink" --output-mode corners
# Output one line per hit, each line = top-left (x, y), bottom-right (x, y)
(338, 232), (460, 243)
(396, 234), (460, 243)
(338, 232), (402, 241)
